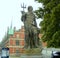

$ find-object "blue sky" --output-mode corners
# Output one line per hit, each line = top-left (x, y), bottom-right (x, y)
(0, 0), (42, 42)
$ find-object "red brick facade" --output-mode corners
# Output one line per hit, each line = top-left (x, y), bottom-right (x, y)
(4, 26), (25, 55)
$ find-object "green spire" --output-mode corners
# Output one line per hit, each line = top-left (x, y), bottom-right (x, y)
(8, 20), (14, 35)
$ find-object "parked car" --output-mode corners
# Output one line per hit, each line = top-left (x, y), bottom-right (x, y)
(1, 48), (9, 58)
(51, 51), (60, 58)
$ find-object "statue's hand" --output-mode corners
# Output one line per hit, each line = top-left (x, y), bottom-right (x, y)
(21, 11), (25, 15)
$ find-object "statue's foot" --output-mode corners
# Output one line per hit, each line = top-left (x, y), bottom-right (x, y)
(23, 45), (30, 49)
(34, 45), (39, 48)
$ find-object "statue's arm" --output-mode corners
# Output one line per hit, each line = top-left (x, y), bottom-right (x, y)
(21, 12), (26, 22)
(34, 19), (37, 27)
(21, 14), (24, 21)
(33, 14), (37, 27)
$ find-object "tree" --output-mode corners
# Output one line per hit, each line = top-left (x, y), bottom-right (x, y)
(35, 0), (60, 48)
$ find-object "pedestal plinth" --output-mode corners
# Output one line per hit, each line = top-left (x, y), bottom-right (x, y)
(20, 48), (43, 58)
(23, 48), (42, 55)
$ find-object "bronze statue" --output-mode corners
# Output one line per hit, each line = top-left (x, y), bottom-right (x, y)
(21, 6), (40, 49)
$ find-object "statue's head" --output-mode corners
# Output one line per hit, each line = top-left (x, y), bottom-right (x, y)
(28, 6), (33, 12)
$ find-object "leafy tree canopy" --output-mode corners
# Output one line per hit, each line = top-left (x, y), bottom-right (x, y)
(35, 0), (60, 48)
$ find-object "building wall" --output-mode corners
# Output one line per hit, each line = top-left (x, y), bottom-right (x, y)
(7, 26), (25, 55)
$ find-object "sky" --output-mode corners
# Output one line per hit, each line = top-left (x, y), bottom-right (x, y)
(0, 0), (42, 42)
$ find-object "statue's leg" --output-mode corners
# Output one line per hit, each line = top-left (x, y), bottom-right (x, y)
(28, 29), (33, 48)
(33, 28), (39, 48)
(30, 34), (34, 48)
(24, 26), (30, 48)
(25, 33), (28, 47)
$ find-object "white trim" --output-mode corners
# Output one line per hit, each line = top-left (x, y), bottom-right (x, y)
(10, 38), (24, 40)
(7, 46), (24, 48)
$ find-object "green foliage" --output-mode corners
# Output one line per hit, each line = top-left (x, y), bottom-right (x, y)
(35, 0), (60, 48)
(35, 8), (44, 18)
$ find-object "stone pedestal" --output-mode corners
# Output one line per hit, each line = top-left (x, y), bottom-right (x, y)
(20, 48), (43, 58)
(23, 48), (42, 55)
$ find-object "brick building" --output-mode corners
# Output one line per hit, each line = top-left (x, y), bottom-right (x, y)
(0, 26), (25, 55)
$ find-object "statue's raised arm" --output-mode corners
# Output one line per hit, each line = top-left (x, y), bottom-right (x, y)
(21, 11), (26, 22)
(21, 3), (26, 22)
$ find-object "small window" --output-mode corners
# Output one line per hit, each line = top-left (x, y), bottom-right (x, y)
(16, 40), (19, 45)
(16, 49), (19, 53)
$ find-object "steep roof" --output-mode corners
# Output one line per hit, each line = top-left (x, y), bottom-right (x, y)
(8, 28), (14, 35)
